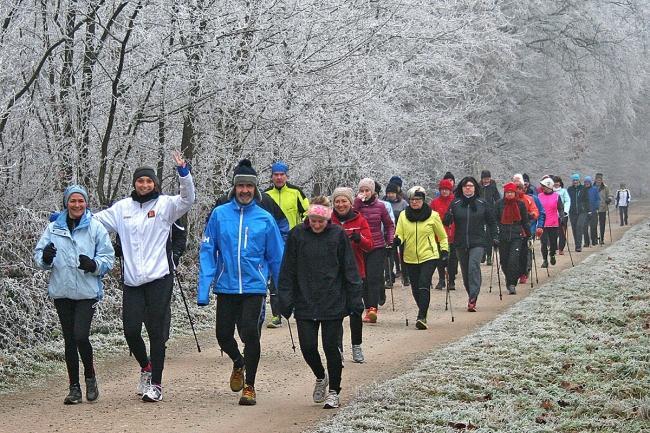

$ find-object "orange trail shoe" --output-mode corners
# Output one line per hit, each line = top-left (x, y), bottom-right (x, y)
(239, 384), (256, 406)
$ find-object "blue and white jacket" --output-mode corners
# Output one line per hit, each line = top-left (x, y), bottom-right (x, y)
(34, 210), (114, 300)
(197, 198), (284, 305)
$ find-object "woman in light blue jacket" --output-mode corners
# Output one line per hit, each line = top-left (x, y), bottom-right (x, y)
(552, 176), (571, 254)
(34, 185), (114, 405)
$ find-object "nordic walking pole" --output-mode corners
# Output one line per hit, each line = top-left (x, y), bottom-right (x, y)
(494, 246), (502, 300)
(445, 269), (454, 322)
(563, 223), (575, 267)
(385, 251), (395, 312)
(175, 272), (201, 353)
(531, 239), (539, 284)
(287, 318), (296, 353)
(489, 250), (495, 293)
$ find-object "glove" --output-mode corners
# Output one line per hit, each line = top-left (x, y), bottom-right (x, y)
(393, 237), (401, 248)
(492, 239), (500, 247)
(281, 309), (293, 320)
(78, 255), (97, 273)
(42, 243), (57, 265)
(439, 251), (449, 266)
(385, 243), (393, 250)
(172, 252), (181, 267)
(605, 198), (611, 205)
(535, 227), (544, 238)
(349, 231), (361, 243)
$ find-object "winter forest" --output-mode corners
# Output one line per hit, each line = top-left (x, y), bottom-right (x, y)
(0, 0), (649, 390)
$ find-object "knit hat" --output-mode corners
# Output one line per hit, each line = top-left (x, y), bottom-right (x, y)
(540, 178), (554, 189)
(132, 167), (160, 189)
(385, 183), (399, 194)
(571, 173), (580, 181)
(389, 176), (403, 187)
(332, 187), (354, 204)
(584, 176), (593, 184)
(271, 161), (288, 174)
(358, 178), (375, 194)
(407, 186), (426, 200)
(438, 179), (453, 191)
(63, 185), (89, 208)
(512, 173), (524, 186)
(503, 182), (517, 193)
(595, 173), (603, 180)
(480, 170), (491, 179)
(307, 204), (332, 220)
(443, 171), (455, 182)
(233, 159), (258, 185)
(522, 173), (530, 183)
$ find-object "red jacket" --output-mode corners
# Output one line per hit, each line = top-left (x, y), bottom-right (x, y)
(430, 196), (455, 243)
(331, 211), (373, 278)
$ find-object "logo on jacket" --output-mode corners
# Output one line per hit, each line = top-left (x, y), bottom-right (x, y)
(147, 210), (156, 218)
(202, 236), (210, 243)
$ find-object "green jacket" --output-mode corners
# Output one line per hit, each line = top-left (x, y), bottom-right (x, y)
(265, 183), (310, 229)
(395, 209), (449, 264)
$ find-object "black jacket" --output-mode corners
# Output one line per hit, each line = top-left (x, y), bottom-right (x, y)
(278, 222), (363, 321)
(567, 185), (590, 215)
(478, 180), (501, 206)
(444, 196), (497, 248)
(494, 200), (530, 241)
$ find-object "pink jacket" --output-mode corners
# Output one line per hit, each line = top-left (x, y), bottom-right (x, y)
(353, 196), (394, 249)
(538, 191), (561, 227)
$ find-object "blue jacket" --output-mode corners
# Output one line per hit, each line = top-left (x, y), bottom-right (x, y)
(197, 198), (284, 305)
(34, 210), (115, 300)
(529, 193), (546, 233)
(585, 186), (600, 213)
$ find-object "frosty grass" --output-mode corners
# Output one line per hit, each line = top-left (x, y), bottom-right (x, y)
(313, 221), (650, 433)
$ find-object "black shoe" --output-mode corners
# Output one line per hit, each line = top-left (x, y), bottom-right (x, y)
(507, 285), (516, 295)
(447, 282), (455, 291)
(480, 256), (486, 264)
(550, 255), (556, 266)
(64, 383), (82, 405)
(85, 377), (99, 402)
(575, 248), (582, 252)
(434, 280), (445, 290)
(402, 277), (410, 287)
(541, 260), (548, 268)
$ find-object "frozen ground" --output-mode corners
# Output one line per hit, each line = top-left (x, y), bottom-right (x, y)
(312, 220), (650, 433)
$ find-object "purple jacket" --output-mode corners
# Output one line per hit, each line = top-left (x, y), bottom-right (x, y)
(354, 196), (394, 250)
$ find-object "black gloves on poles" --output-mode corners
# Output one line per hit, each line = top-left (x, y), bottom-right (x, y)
(78, 255), (97, 273)
(439, 250), (449, 266)
(42, 243), (57, 265)
(349, 231), (361, 243)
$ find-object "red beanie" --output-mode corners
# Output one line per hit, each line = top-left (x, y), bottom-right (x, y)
(439, 179), (454, 191)
(503, 182), (517, 193)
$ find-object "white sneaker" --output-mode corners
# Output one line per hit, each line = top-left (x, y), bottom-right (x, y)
(142, 384), (163, 402)
(323, 390), (339, 409)
(312, 372), (329, 403)
(352, 344), (364, 363)
(137, 371), (152, 395)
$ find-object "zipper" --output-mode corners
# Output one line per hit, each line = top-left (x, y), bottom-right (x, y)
(415, 221), (420, 263)
(244, 226), (249, 249)
(257, 264), (266, 283)
(466, 205), (470, 248)
(237, 206), (244, 294)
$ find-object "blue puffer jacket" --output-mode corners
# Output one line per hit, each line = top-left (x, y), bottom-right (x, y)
(34, 210), (115, 300)
(529, 193), (546, 233)
(197, 198), (284, 305)
(585, 186), (601, 213)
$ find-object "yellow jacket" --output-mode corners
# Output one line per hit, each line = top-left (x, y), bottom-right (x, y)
(264, 183), (310, 229)
(395, 210), (448, 264)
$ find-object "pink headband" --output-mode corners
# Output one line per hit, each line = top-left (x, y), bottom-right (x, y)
(307, 204), (332, 220)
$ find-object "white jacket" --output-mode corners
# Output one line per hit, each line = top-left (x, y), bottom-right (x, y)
(94, 172), (195, 286)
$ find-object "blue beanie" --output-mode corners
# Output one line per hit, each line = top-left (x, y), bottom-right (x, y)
(389, 176), (403, 187)
(271, 161), (288, 174)
(584, 176), (592, 183)
(571, 173), (580, 181)
(63, 185), (89, 208)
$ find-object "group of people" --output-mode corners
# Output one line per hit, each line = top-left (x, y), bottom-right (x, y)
(35, 154), (630, 411)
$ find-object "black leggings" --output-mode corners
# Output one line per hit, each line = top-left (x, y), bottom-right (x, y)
(123, 274), (173, 385)
(363, 248), (385, 309)
(54, 298), (96, 385)
(404, 259), (437, 320)
(499, 238), (523, 287)
(618, 206), (628, 225)
(541, 227), (559, 260)
(296, 319), (344, 393)
(558, 219), (568, 251)
(215, 294), (265, 386)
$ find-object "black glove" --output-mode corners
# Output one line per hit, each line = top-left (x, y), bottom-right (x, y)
(492, 239), (500, 247)
(349, 231), (361, 243)
(392, 237), (401, 248)
(605, 198), (611, 205)
(439, 250), (449, 266)
(78, 255), (97, 273)
(281, 309), (293, 320)
(172, 252), (181, 267)
(42, 243), (57, 265)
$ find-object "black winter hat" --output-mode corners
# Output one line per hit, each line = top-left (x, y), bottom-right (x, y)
(389, 176), (403, 187)
(133, 167), (160, 189)
(443, 171), (455, 182)
(523, 173), (530, 183)
(374, 181), (382, 194)
(386, 183), (399, 194)
(233, 159), (258, 185)
(481, 170), (491, 179)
